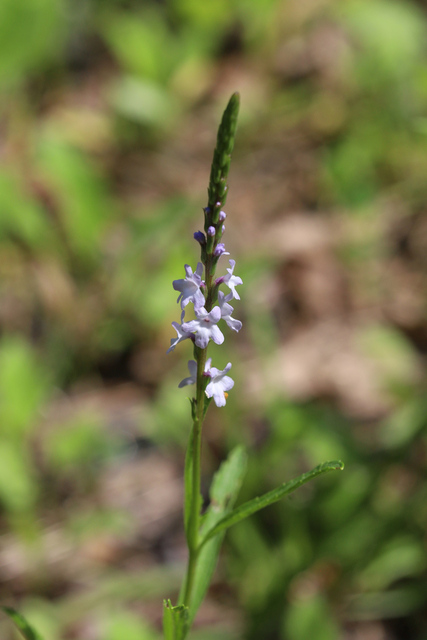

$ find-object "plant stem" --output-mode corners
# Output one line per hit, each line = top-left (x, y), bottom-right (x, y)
(180, 346), (206, 608)
(180, 543), (199, 610)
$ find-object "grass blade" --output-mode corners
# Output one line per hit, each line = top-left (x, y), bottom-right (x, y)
(2, 607), (45, 640)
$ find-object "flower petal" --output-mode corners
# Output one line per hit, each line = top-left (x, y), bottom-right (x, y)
(220, 375), (234, 392)
(210, 325), (225, 345)
(178, 376), (195, 388)
(209, 306), (221, 323)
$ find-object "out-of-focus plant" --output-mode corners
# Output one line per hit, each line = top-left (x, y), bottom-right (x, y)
(0, 338), (50, 526)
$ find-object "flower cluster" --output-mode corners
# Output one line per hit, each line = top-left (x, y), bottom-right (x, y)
(167, 222), (242, 407)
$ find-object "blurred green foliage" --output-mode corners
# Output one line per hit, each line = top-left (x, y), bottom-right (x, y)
(0, 0), (64, 88)
(1, 0), (427, 639)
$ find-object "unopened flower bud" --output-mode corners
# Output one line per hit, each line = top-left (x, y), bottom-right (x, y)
(194, 231), (206, 244)
(219, 210), (227, 222)
(207, 226), (216, 236)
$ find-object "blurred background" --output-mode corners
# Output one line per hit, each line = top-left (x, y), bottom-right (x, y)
(1, 0), (427, 638)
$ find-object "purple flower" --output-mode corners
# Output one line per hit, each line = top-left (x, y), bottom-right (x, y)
(167, 311), (193, 353)
(194, 231), (206, 245)
(205, 363), (234, 407)
(182, 306), (224, 349)
(222, 259), (242, 300)
(219, 210), (227, 222)
(173, 263), (205, 310)
(218, 290), (242, 332)
(214, 243), (229, 258)
(178, 358), (212, 388)
(207, 226), (215, 236)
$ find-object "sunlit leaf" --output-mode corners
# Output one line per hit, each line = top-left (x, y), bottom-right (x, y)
(2, 607), (44, 640)
(0, 442), (37, 512)
(36, 134), (115, 263)
(284, 594), (339, 640)
(200, 461), (344, 546)
(0, 171), (55, 249)
(0, 338), (51, 436)
(0, 0), (63, 87)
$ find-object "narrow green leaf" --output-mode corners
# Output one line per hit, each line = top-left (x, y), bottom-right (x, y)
(188, 446), (247, 624)
(2, 607), (45, 640)
(208, 446), (248, 508)
(200, 460), (344, 547)
(162, 600), (189, 640)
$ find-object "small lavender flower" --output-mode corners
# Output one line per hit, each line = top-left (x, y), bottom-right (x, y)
(219, 210), (226, 222)
(218, 290), (242, 332)
(173, 263), (205, 310)
(207, 226), (215, 236)
(181, 306), (224, 349)
(178, 358), (212, 388)
(205, 363), (234, 407)
(220, 259), (242, 300)
(214, 243), (229, 258)
(166, 312), (193, 353)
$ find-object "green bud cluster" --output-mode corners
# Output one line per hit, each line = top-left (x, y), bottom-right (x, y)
(206, 92), (240, 225)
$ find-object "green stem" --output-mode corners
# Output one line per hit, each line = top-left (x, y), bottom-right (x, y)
(180, 346), (206, 608)
(180, 544), (199, 610)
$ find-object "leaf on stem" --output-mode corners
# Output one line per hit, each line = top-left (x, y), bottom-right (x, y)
(200, 460), (344, 547)
(163, 600), (189, 640)
(2, 607), (45, 640)
(188, 445), (248, 624)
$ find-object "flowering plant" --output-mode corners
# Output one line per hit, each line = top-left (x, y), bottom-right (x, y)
(162, 94), (344, 639)
(1, 93), (343, 640)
